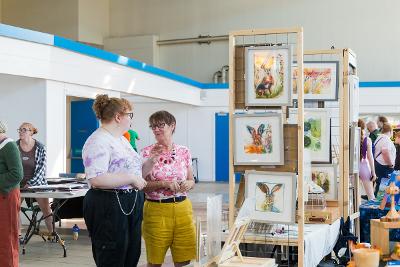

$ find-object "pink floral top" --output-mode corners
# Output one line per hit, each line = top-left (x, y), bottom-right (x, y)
(141, 143), (192, 200)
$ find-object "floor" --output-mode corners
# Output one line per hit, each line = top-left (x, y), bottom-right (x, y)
(19, 182), (230, 267)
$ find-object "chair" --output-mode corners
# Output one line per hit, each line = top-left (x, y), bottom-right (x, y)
(20, 199), (65, 256)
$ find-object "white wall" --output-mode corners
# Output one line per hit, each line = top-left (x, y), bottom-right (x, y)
(2, 0), (79, 40)
(78, 0), (109, 45)
(109, 0), (400, 82)
(104, 35), (159, 65)
(0, 74), (46, 142)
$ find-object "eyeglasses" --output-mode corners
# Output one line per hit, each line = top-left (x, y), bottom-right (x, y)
(125, 112), (133, 119)
(149, 122), (166, 130)
(17, 128), (31, 133)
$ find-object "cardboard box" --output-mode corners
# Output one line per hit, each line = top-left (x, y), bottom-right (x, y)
(298, 201), (340, 224)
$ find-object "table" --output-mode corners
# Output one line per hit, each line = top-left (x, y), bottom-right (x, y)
(370, 219), (400, 256)
(20, 188), (88, 257)
(222, 220), (340, 267)
(360, 200), (400, 243)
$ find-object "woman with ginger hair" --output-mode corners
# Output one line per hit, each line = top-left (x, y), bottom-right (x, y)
(82, 94), (153, 266)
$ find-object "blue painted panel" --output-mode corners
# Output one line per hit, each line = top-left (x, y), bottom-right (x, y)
(0, 23), (53, 45)
(359, 81), (400, 88)
(202, 83), (229, 89)
(71, 100), (99, 173)
(215, 113), (229, 182)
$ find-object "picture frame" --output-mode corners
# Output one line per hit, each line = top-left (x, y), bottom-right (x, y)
(245, 171), (297, 224)
(233, 113), (284, 165)
(348, 75), (360, 123)
(245, 45), (292, 106)
(288, 108), (331, 163)
(311, 164), (338, 200)
(349, 126), (361, 174)
(292, 61), (339, 101)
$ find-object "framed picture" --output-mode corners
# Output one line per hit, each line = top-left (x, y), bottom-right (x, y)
(234, 113), (284, 165)
(292, 61), (339, 101)
(245, 171), (297, 224)
(288, 108), (331, 163)
(245, 45), (292, 106)
(311, 164), (338, 200)
(349, 75), (360, 123)
(349, 126), (361, 174)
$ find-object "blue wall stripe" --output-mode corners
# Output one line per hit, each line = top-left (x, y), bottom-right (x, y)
(0, 24), (53, 45)
(54, 36), (206, 88)
(359, 81), (400, 88)
(2, 24), (400, 91)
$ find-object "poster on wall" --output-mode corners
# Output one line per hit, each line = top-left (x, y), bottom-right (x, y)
(292, 61), (339, 101)
(245, 171), (297, 224)
(233, 113), (284, 165)
(289, 108), (331, 163)
(349, 75), (360, 123)
(245, 46), (292, 106)
(311, 164), (338, 200)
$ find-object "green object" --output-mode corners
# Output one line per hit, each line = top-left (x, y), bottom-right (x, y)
(128, 130), (139, 151)
(0, 141), (23, 194)
(370, 129), (379, 144)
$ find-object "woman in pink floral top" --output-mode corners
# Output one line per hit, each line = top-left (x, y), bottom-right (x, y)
(142, 110), (196, 267)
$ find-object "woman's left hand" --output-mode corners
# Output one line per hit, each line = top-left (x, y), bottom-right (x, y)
(178, 180), (195, 192)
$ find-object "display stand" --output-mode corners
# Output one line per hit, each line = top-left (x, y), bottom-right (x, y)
(302, 49), (359, 235)
(228, 27), (305, 266)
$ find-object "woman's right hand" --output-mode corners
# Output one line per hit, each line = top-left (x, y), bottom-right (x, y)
(132, 176), (147, 190)
(164, 181), (180, 192)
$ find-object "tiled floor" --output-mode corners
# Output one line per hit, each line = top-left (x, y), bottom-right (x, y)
(19, 182), (229, 267)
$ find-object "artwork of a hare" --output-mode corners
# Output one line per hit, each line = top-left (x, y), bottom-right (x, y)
(245, 124), (273, 154)
(256, 182), (283, 212)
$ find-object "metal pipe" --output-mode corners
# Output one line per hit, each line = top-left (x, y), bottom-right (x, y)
(157, 35), (228, 46)
(213, 71), (222, 84)
(221, 65), (229, 83)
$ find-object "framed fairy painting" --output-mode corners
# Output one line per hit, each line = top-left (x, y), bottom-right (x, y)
(233, 113), (284, 165)
(245, 45), (292, 106)
(292, 61), (339, 101)
(245, 171), (297, 224)
(311, 164), (338, 200)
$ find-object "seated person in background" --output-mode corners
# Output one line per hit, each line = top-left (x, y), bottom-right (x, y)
(17, 122), (53, 235)
(373, 123), (396, 197)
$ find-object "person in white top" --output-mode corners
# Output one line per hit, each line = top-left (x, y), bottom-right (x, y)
(373, 123), (396, 196)
(82, 94), (155, 267)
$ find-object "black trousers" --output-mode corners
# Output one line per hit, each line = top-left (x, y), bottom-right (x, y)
(83, 189), (144, 267)
(374, 160), (394, 197)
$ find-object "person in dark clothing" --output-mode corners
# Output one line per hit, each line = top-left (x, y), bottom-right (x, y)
(394, 131), (400, 171)
(367, 121), (379, 144)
